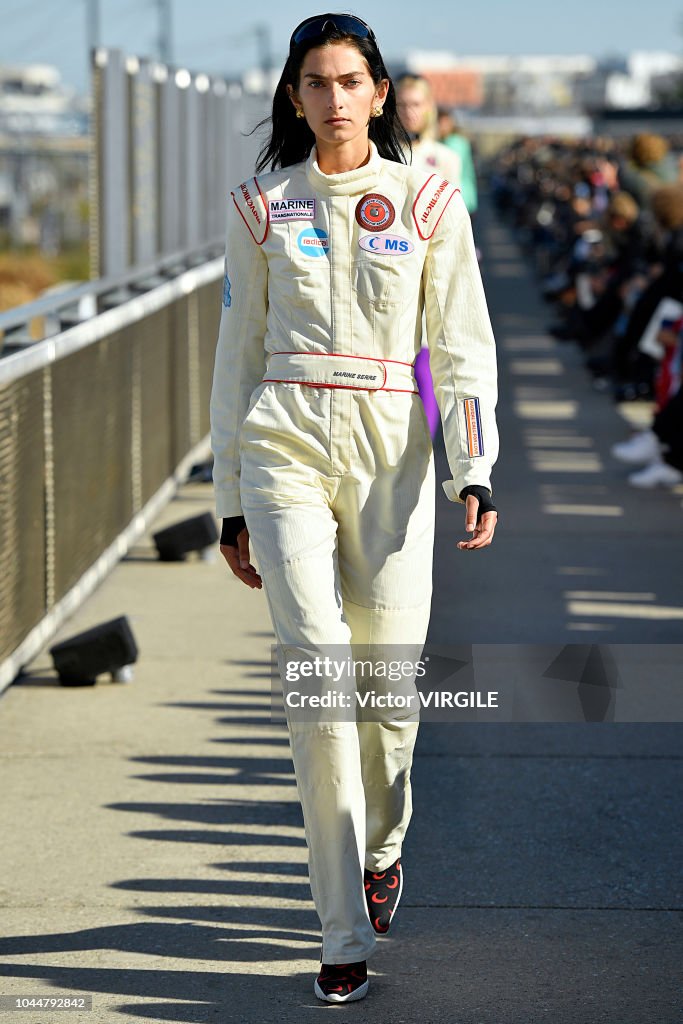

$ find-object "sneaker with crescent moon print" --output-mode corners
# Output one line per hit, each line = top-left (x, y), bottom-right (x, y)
(364, 856), (403, 934)
(314, 961), (369, 1002)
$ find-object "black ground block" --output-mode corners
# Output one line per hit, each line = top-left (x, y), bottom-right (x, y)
(49, 615), (138, 686)
(152, 512), (218, 561)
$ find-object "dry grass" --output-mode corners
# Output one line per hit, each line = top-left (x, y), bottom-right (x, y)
(0, 246), (90, 315)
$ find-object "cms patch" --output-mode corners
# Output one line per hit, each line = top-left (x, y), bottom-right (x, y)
(359, 234), (414, 255)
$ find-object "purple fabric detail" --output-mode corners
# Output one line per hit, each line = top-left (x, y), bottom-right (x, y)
(414, 346), (440, 437)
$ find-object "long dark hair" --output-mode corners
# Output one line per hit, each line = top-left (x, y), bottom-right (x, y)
(254, 21), (410, 172)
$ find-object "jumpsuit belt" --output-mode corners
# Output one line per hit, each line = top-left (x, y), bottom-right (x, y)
(263, 351), (419, 393)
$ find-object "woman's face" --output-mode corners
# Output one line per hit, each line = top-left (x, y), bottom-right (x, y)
(396, 85), (431, 136)
(288, 42), (388, 147)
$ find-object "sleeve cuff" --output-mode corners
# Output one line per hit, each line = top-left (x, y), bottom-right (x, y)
(442, 475), (493, 505)
(214, 488), (244, 518)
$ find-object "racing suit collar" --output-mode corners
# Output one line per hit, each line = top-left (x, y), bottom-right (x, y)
(305, 140), (383, 196)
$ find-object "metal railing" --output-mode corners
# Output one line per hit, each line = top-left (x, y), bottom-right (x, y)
(0, 44), (270, 690)
(0, 239), (224, 353)
(0, 254), (223, 691)
(91, 48), (266, 277)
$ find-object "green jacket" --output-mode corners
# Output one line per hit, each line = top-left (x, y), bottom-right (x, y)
(442, 133), (478, 214)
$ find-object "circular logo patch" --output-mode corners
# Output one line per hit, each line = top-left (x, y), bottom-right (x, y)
(297, 227), (330, 257)
(355, 193), (395, 232)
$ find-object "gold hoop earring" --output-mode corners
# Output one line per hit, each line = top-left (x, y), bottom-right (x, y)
(295, 108), (305, 119)
(371, 105), (383, 117)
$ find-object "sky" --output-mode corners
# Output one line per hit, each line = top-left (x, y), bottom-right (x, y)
(1, 0), (682, 96)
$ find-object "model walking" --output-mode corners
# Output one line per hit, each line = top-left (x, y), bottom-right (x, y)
(210, 12), (499, 1003)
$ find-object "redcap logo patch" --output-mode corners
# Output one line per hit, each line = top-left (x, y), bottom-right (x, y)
(355, 193), (395, 232)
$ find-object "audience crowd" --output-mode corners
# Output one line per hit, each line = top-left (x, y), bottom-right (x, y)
(491, 133), (683, 490)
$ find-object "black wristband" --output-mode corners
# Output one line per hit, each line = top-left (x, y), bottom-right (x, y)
(220, 515), (246, 546)
(458, 485), (498, 523)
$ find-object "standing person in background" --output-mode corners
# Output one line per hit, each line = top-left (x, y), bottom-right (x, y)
(395, 75), (463, 436)
(210, 13), (499, 1004)
(438, 108), (479, 218)
(395, 74), (462, 184)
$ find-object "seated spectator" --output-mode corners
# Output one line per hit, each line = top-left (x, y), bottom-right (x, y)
(612, 316), (683, 489)
(491, 130), (683, 490)
(619, 134), (679, 211)
(611, 183), (683, 399)
(551, 191), (660, 347)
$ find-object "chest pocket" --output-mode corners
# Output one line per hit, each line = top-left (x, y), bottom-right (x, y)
(287, 265), (331, 309)
(282, 225), (331, 309)
(351, 254), (403, 308)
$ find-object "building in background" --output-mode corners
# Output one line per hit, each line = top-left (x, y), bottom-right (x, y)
(404, 49), (683, 116)
(0, 63), (88, 136)
(0, 64), (89, 254)
(397, 49), (683, 151)
(404, 52), (596, 115)
(575, 51), (683, 111)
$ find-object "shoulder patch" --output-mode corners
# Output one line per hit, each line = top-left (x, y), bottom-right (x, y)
(412, 175), (460, 241)
(231, 177), (269, 245)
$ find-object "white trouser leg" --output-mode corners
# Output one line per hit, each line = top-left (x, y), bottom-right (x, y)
(241, 495), (377, 964)
(335, 454), (433, 873)
(239, 385), (434, 963)
(344, 601), (426, 872)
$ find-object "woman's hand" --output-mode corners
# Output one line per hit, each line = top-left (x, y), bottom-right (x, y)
(457, 491), (498, 551)
(220, 527), (263, 588)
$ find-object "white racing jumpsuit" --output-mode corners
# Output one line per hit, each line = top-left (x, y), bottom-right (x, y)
(209, 140), (499, 964)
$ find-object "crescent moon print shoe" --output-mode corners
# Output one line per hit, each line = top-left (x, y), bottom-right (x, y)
(314, 961), (369, 1002)
(364, 856), (403, 934)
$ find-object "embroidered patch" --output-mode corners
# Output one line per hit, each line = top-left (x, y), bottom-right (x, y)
(355, 193), (395, 232)
(359, 233), (414, 255)
(463, 397), (484, 457)
(297, 227), (330, 257)
(412, 175), (459, 240)
(238, 180), (263, 229)
(269, 198), (316, 221)
(231, 177), (269, 244)
(222, 272), (231, 308)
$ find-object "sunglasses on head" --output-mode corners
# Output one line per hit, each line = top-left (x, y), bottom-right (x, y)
(289, 13), (376, 51)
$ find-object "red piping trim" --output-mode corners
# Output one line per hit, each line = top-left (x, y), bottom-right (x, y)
(231, 177), (269, 245)
(262, 377), (418, 394)
(264, 350), (420, 391)
(270, 350), (414, 368)
(412, 175), (460, 241)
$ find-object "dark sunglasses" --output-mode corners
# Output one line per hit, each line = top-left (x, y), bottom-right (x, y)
(289, 13), (376, 50)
